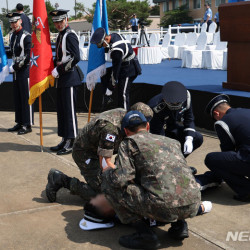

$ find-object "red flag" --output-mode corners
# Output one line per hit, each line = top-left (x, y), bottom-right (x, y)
(29, 0), (54, 105)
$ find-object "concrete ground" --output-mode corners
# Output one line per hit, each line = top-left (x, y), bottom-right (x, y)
(0, 111), (249, 250)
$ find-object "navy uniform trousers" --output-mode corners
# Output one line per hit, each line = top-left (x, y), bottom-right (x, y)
(13, 70), (34, 126)
(57, 86), (78, 139)
(205, 151), (250, 196)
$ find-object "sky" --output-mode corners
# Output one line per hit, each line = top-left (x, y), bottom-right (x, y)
(3, 0), (154, 16)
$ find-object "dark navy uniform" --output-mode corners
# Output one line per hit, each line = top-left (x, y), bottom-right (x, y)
(108, 33), (141, 110)
(205, 107), (250, 198)
(195, 94), (250, 200)
(91, 28), (141, 110)
(148, 90), (203, 155)
(20, 13), (31, 33)
(54, 26), (81, 140)
(6, 13), (34, 131)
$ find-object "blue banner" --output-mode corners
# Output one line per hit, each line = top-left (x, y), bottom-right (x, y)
(86, 0), (109, 89)
(0, 26), (9, 84)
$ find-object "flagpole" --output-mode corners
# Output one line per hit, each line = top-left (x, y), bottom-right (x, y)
(39, 95), (43, 152)
(88, 89), (94, 122)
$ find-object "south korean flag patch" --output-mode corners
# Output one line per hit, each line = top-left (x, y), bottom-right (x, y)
(105, 134), (116, 142)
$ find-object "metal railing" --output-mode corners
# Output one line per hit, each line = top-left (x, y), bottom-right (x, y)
(3, 24), (202, 47)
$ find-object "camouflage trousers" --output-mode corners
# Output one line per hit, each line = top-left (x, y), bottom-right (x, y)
(70, 147), (103, 203)
(103, 183), (200, 224)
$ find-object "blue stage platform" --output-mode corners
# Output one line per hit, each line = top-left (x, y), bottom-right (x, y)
(2, 59), (250, 130)
(4, 59), (250, 98)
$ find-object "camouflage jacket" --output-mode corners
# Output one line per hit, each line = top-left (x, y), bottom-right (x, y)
(103, 130), (201, 208)
(73, 108), (126, 158)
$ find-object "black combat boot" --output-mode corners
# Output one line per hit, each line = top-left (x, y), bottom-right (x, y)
(168, 219), (189, 240)
(189, 166), (197, 175)
(46, 168), (71, 202)
(50, 138), (66, 152)
(57, 139), (74, 155)
(119, 220), (161, 249)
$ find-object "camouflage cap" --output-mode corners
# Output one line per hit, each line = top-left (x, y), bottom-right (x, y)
(130, 102), (153, 122)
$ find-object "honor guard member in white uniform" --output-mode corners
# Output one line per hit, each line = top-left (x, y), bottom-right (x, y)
(148, 81), (203, 157)
(49, 10), (82, 155)
(6, 12), (34, 135)
(196, 95), (250, 202)
(90, 27), (141, 110)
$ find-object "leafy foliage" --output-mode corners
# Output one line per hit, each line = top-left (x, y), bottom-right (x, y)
(149, 4), (160, 16)
(86, 0), (152, 30)
(160, 5), (193, 27)
(1, 5), (31, 35)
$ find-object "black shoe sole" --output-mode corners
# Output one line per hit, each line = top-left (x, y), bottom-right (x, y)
(57, 149), (72, 155)
(17, 129), (32, 135)
(46, 169), (58, 202)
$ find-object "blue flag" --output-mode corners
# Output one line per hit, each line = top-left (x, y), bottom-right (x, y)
(86, 0), (109, 90)
(0, 26), (9, 84)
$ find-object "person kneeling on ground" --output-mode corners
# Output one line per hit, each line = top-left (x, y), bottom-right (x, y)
(195, 94), (250, 202)
(85, 111), (202, 249)
(46, 103), (153, 204)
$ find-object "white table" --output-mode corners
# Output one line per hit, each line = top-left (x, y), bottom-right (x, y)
(137, 46), (162, 64)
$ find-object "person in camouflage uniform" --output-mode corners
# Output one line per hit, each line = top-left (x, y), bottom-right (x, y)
(45, 103), (153, 204)
(88, 111), (201, 249)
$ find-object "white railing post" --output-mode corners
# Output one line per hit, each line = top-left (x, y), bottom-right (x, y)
(198, 23), (201, 33)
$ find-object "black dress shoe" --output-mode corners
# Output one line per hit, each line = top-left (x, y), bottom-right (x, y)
(57, 147), (72, 155)
(17, 126), (32, 135)
(50, 139), (66, 152)
(8, 124), (22, 132)
(233, 194), (250, 202)
(56, 139), (74, 155)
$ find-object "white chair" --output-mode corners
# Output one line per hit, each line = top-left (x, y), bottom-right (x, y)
(160, 33), (171, 59)
(201, 23), (207, 32)
(206, 31), (220, 50)
(182, 32), (208, 68)
(178, 32), (198, 59)
(149, 33), (160, 47)
(79, 35), (89, 60)
(201, 38), (228, 69)
(131, 34), (139, 48)
(168, 33), (187, 59)
(125, 34), (132, 43)
(208, 22), (217, 33)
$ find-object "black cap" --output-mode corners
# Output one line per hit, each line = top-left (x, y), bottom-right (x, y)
(90, 27), (106, 48)
(6, 12), (22, 23)
(161, 81), (187, 103)
(50, 9), (69, 22)
(16, 3), (24, 11)
(205, 94), (230, 117)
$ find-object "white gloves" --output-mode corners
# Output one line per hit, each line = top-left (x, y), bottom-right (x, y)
(86, 81), (96, 91)
(9, 65), (14, 73)
(52, 67), (59, 78)
(184, 136), (193, 155)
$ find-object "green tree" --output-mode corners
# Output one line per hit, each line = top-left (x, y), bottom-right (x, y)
(71, 2), (87, 20)
(149, 4), (160, 16)
(45, 1), (57, 33)
(86, 0), (152, 30)
(1, 5), (31, 36)
(160, 5), (193, 27)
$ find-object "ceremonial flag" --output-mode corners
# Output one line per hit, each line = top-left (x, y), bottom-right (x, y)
(0, 26), (9, 84)
(29, 0), (54, 105)
(86, 0), (109, 88)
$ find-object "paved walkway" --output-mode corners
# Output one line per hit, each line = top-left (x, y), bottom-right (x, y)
(0, 111), (249, 250)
